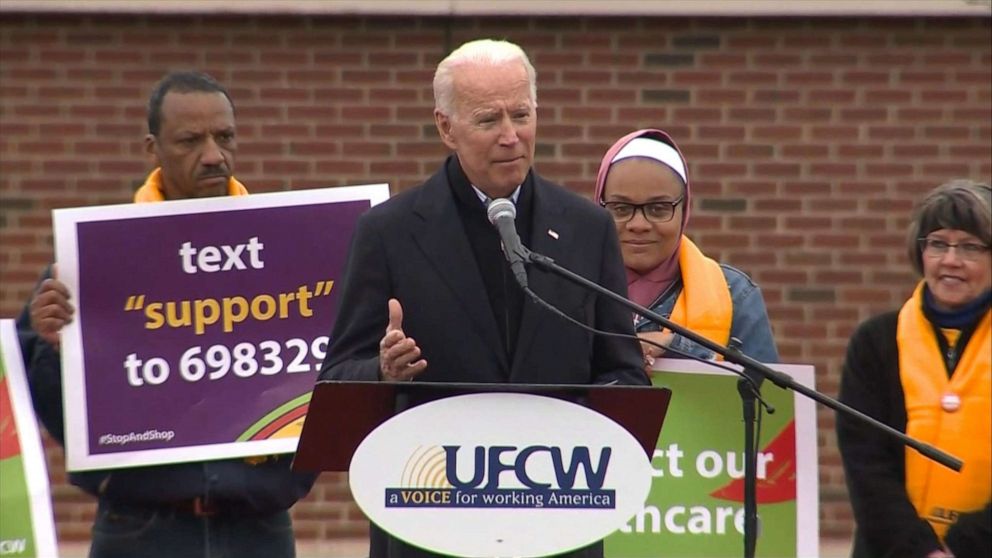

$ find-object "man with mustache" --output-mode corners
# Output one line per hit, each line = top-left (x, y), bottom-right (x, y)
(18, 72), (314, 558)
(320, 38), (648, 558)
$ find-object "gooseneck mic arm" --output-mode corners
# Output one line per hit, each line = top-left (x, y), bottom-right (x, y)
(522, 247), (963, 558)
(524, 249), (962, 471)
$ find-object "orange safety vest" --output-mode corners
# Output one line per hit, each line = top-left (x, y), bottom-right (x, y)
(133, 168), (248, 202)
(669, 236), (733, 353)
(898, 282), (992, 539)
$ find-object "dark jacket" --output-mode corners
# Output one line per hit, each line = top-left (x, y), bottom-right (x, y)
(837, 310), (990, 558)
(321, 156), (647, 388)
(320, 156), (648, 557)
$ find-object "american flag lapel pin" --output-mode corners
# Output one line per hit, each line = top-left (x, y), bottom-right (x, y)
(548, 229), (559, 240)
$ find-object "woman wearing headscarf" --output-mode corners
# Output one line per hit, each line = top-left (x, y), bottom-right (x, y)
(837, 180), (991, 558)
(594, 129), (778, 365)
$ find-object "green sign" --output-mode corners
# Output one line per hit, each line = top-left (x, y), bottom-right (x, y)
(0, 320), (58, 557)
(605, 360), (818, 558)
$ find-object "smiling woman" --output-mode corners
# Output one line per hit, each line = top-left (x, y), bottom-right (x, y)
(594, 129), (779, 367)
(908, 182), (992, 313)
(837, 180), (991, 558)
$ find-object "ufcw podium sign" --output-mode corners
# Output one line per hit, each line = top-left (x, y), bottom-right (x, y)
(385, 444), (616, 509)
(349, 393), (653, 557)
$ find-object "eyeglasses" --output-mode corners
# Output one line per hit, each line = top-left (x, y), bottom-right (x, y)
(918, 237), (991, 261)
(602, 197), (684, 224)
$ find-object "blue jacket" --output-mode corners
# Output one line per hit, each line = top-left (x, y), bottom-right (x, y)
(635, 264), (779, 364)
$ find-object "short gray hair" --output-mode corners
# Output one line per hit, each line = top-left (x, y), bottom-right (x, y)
(906, 179), (992, 275)
(433, 38), (538, 116)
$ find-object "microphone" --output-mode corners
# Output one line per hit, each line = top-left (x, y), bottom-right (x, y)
(486, 198), (529, 289)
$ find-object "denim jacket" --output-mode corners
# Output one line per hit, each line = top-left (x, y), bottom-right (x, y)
(634, 264), (779, 363)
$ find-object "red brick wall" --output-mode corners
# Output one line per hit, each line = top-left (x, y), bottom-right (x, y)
(1, 13), (990, 544)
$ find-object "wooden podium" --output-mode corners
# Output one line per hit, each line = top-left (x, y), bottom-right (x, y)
(293, 380), (671, 473)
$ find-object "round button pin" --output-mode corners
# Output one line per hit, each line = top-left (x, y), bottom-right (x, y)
(941, 393), (961, 413)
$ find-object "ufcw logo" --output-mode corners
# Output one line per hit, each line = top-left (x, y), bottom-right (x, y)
(384, 445), (616, 510)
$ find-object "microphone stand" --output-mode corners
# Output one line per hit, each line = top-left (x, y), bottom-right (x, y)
(521, 248), (963, 558)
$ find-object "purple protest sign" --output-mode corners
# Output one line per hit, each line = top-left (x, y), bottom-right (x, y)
(54, 185), (389, 471)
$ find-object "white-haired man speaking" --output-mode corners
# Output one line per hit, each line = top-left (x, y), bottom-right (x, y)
(319, 39), (649, 558)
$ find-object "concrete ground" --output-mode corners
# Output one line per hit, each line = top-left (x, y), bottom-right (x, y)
(59, 537), (852, 557)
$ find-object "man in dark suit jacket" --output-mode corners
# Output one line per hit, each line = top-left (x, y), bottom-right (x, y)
(319, 38), (648, 558)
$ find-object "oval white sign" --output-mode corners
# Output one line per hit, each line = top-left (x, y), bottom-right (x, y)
(349, 392), (653, 557)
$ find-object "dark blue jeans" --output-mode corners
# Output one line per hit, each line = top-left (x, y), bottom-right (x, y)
(89, 500), (296, 558)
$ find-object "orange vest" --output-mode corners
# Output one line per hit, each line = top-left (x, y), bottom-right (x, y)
(669, 236), (733, 353)
(898, 282), (992, 539)
(133, 168), (248, 202)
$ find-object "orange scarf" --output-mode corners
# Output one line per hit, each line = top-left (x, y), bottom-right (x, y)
(668, 236), (733, 352)
(133, 168), (248, 202)
(898, 282), (992, 539)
